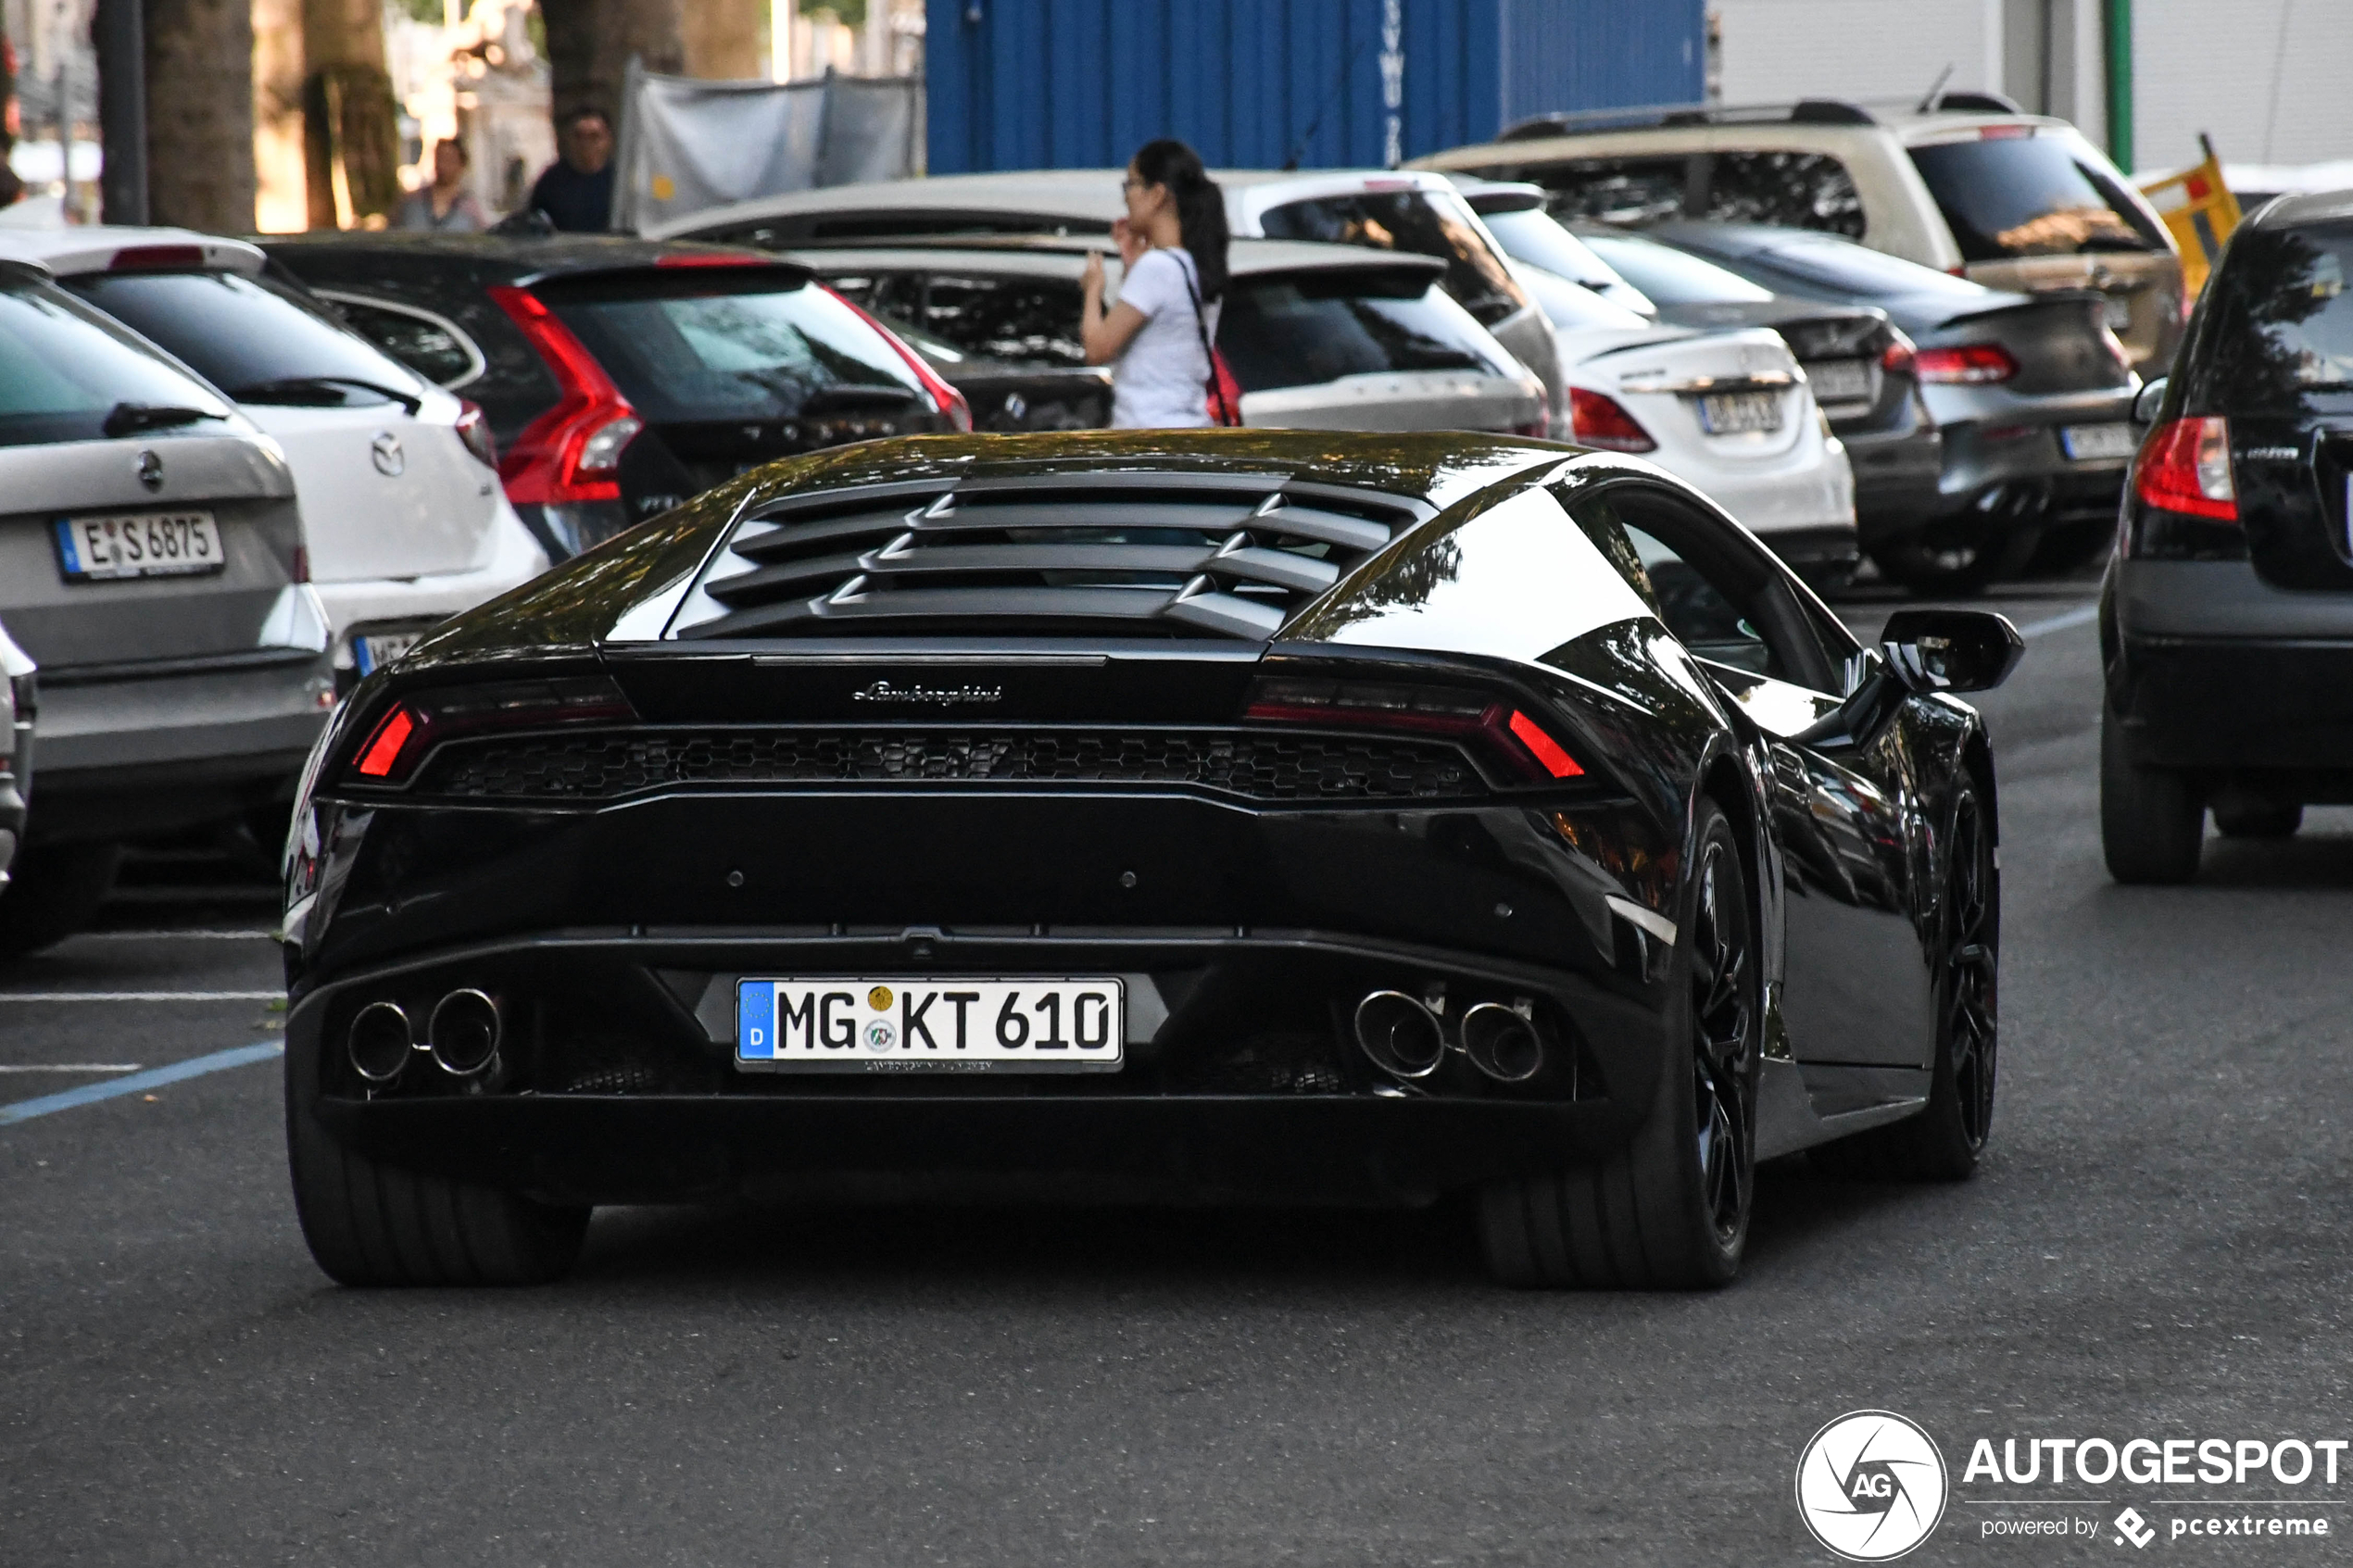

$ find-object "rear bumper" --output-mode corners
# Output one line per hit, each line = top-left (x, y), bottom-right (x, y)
(1842, 423), (1945, 534)
(314, 511), (549, 672)
(2108, 562), (2353, 771)
(28, 652), (331, 841)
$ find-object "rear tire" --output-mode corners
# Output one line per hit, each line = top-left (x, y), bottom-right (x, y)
(2100, 702), (2203, 884)
(2212, 798), (2301, 839)
(1810, 778), (1998, 1181)
(1478, 800), (1757, 1289)
(285, 1035), (588, 1286)
(1868, 527), (2043, 596)
(0, 841), (124, 959)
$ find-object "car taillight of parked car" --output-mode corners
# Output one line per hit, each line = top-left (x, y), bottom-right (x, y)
(1879, 336), (1918, 377)
(1913, 344), (2019, 384)
(453, 399), (498, 470)
(486, 285), (643, 544)
(2122, 415), (2246, 560)
(1568, 387), (1655, 453)
(822, 285), (975, 433)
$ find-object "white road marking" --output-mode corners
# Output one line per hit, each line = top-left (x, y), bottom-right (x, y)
(0, 991), (282, 1002)
(2015, 602), (2100, 637)
(75, 929), (277, 941)
(0, 1063), (143, 1073)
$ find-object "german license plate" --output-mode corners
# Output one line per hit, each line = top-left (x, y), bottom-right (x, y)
(54, 511), (222, 581)
(1697, 389), (1783, 434)
(1806, 359), (1873, 405)
(354, 631), (423, 676)
(736, 977), (1125, 1073)
(2062, 422), (2138, 461)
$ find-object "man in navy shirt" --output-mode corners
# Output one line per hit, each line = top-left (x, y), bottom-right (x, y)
(527, 108), (616, 232)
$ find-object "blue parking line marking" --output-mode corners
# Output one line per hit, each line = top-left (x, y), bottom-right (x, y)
(0, 1041), (282, 1126)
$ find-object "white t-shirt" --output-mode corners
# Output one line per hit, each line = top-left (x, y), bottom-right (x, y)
(1109, 247), (1222, 429)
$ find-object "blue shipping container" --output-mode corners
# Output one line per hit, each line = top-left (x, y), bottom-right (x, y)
(925, 0), (1705, 175)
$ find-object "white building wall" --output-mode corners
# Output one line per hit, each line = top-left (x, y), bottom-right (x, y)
(2133, 0), (2353, 173)
(1714, 0), (2003, 108)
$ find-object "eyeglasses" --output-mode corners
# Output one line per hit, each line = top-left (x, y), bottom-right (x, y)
(1122, 177), (1146, 193)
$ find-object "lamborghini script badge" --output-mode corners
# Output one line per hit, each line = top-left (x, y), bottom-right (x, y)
(852, 680), (1004, 707)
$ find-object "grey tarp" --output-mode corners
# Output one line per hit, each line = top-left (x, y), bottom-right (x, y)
(610, 64), (923, 233)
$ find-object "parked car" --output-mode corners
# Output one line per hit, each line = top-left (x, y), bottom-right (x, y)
(1457, 178), (1935, 558)
(265, 234), (974, 558)
(786, 235), (1546, 437)
(276, 427), (2017, 1288)
(1591, 224), (2138, 591)
(1411, 94), (2185, 373)
(0, 620), (31, 897)
(2100, 189), (2353, 883)
(650, 168), (1570, 438)
(0, 258), (330, 957)
(0, 227), (548, 694)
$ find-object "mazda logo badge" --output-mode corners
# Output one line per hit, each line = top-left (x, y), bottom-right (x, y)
(371, 432), (406, 477)
(135, 449), (163, 492)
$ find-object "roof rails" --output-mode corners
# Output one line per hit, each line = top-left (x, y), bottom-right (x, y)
(1496, 89), (2027, 143)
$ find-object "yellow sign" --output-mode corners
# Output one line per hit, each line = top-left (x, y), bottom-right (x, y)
(2139, 135), (2241, 296)
(650, 173), (676, 202)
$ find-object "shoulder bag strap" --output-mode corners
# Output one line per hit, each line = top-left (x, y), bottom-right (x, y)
(1177, 258), (1237, 428)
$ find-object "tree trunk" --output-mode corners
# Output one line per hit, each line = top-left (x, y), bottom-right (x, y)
(300, 0), (398, 227)
(681, 0), (762, 81)
(145, 0), (256, 231)
(252, 0), (308, 231)
(0, 19), (20, 208)
(541, 0), (683, 128)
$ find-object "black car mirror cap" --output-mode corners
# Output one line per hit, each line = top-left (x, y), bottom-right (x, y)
(1879, 608), (2025, 695)
(2133, 375), (2168, 425)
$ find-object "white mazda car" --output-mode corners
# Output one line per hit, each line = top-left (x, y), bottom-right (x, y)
(0, 228), (548, 690)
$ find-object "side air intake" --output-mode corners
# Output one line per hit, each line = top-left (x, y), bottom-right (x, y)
(666, 471), (1428, 642)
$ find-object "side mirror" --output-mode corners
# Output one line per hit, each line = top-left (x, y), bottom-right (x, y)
(2133, 375), (2169, 425)
(1880, 608), (2025, 695)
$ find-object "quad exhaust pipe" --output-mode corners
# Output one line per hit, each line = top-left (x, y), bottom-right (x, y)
(345, 990), (502, 1082)
(1351, 990), (1545, 1085)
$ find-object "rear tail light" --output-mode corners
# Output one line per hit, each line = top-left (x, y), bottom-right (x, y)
(1245, 678), (1584, 783)
(2132, 416), (2236, 521)
(824, 286), (975, 433)
(453, 399), (498, 470)
(1568, 387), (1656, 453)
(1878, 335), (1917, 377)
(291, 545), (309, 584)
(107, 244), (206, 270)
(485, 285), (641, 505)
(1913, 344), (2018, 384)
(346, 675), (635, 785)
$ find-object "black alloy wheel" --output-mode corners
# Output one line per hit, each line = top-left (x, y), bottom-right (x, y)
(1690, 835), (1755, 1245)
(1478, 799), (1759, 1288)
(1814, 778), (2000, 1180)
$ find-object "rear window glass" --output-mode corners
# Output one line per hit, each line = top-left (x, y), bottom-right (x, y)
(328, 296), (482, 387)
(1523, 156), (1692, 226)
(1511, 261), (1650, 331)
(1726, 232), (1990, 301)
(1704, 151), (1865, 238)
(1481, 207), (1627, 290)
(2198, 221), (2353, 411)
(922, 272), (1085, 366)
(66, 270), (422, 408)
(1579, 234), (1777, 307)
(544, 275), (923, 423)
(0, 280), (236, 447)
(1258, 191), (1529, 327)
(1908, 132), (2165, 260)
(1215, 270), (1508, 393)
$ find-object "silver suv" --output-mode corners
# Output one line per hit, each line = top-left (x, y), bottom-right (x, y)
(0, 259), (332, 955)
(1411, 94), (2183, 375)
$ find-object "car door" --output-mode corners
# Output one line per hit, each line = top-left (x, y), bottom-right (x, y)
(1575, 483), (1935, 1071)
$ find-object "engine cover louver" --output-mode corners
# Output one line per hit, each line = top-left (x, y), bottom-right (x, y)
(666, 471), (1429, 642)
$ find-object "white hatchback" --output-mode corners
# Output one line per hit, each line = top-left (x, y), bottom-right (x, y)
(0, 228), (547, 690)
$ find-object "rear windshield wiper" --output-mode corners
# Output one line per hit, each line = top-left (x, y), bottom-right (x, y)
(229, 374), (422, 415)
(795, 384), (922, 415)
(102, 402), (227, 437)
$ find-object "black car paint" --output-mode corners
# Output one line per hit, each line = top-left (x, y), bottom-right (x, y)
(281, 431), (1993, 1205)
(2104, 197), (2353, 797)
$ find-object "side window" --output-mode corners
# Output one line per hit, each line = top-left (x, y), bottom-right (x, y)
(921, 273), (1086, 366)
(321, 295), (484, 388)
(1528, 156), (1694, 227)
(1702, 151), (1866, 239)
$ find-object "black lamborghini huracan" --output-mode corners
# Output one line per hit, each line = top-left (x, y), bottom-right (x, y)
(279, 431), (2021, 1289)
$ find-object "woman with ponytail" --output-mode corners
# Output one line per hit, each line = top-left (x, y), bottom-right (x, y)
(1081, 138), (1235, 428)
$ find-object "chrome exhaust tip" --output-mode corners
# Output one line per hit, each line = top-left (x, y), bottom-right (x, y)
(1461, 1001), (1544, 1083)
(1352, 990), (1445, 1081)
(427, 988), (501, 1076)
(347, 1000), (413, 1083)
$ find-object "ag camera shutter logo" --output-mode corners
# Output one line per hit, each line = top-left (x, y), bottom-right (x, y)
(1795, 1411), (1949, 1561)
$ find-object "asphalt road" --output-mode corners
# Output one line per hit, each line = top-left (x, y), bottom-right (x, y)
(7, 570), (2353, 1566)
